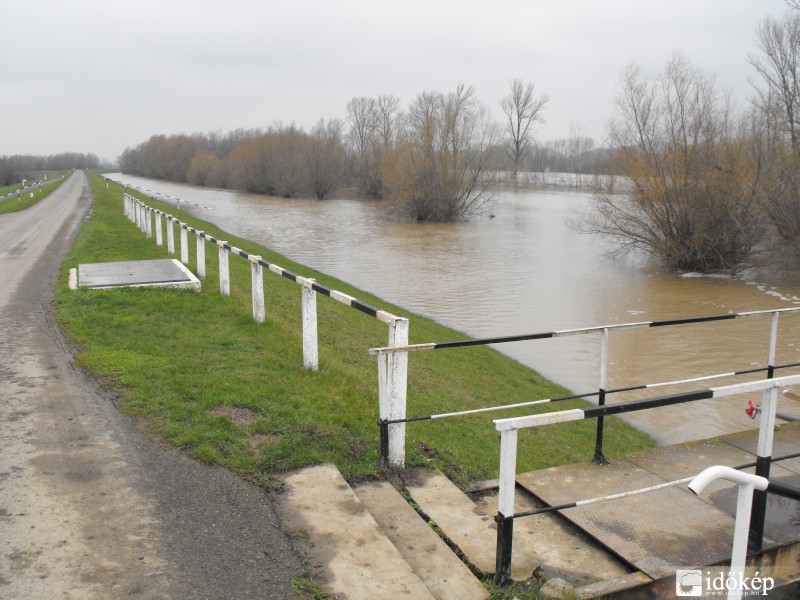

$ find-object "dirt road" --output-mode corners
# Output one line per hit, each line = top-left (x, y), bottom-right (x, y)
(0, 172), (304, 598)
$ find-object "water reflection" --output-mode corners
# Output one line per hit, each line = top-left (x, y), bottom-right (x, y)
(108, 174), (800, 444)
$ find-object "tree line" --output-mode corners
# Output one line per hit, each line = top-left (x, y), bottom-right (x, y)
(584, 11), (800, 274)
(0, 153), (99, 186)
(120, 81), (603, 221)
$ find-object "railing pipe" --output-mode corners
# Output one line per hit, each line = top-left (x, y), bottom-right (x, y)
(689, 466), (769, 600)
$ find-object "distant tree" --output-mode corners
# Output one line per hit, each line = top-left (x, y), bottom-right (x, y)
(584, 55), (769, 273)
(386, 84), (499, 221)
(750, 12), (800, 152)
(500, 79), (549, 182)
(306, 119), (345, 199)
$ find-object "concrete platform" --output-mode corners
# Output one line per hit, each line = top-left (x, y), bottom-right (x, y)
(70, 259), (200, 291)
(515, 423), (800, 580)
(517, 459), (738, 578)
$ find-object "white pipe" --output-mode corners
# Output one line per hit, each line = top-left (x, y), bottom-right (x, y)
(688, 466), (768, 600)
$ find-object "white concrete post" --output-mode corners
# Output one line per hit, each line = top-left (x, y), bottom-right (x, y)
(196, 232), (206, 278)
(135, 201), (141, 229)
(250, 255), (265, 323)
(380, 317), (409, 467)
(155, 212), (163, 246)
(497, 429), (519, 520)
(139, 204), (146, 233)
(218, 242), (230, 296)
(145, 209), (153, 239)
(166, 217), (175, 255)
(180, 225), (189, 265)
(301, 278), (319, 371)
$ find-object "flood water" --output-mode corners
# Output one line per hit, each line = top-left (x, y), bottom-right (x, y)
(107, 174), (800, 445)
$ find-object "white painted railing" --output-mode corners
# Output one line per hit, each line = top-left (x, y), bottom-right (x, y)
(119, 185), (409, 461)
(491, 373), (800, 584)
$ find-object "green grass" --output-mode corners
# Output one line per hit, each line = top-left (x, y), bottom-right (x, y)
(54, 172), (655, 487)
(0, 171), (70, 214)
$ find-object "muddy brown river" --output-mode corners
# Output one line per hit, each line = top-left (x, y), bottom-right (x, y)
(107, 174), (800, 445)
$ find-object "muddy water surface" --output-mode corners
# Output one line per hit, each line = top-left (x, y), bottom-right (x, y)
(109, 174), (800, 444)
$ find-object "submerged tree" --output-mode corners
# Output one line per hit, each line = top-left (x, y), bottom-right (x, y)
(585, 55), (769, 273)
(386, 85), (499, 222)
(500, 79), (549, 182)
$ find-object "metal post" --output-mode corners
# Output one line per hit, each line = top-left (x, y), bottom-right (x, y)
(301, 278), (319, 370)
(155, 212), (163, 246)
(494, 428), (518, 585)
(593, 327), (610, 464)
(749, 384), (778, 552)
(166, 216), (175, 255)
(196, 232), (205, 278)
(749, 312), (780, 552)
(180, 225), (189, 265)
(218, 242), (230, 296)
(250, 256), (265, 323)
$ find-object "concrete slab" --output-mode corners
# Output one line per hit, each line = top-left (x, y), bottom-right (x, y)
(472, 491), (631, 587)
(516, 460), (738, 579)
(73, 259), (200, 291)
(722, 421), (800, 458)
(277, 464), (434, 599)
(354, 481), (489, 600)
(404, 468), (540, 580)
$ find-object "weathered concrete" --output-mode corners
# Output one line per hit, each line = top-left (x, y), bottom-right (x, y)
(278, 464), (434, 599)
(404, 467), (540, 580)
(472, 491), (630, 587)
(354, 480), (489, 600)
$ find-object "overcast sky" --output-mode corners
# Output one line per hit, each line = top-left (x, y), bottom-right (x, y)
(0, 0), (792, 163)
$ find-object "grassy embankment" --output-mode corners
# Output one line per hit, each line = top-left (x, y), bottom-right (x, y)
(55, 172), (655, 486)
(0, 171), (70, 215)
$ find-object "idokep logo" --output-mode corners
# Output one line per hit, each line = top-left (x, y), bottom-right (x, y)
(676, 569), (703, 596)
(675, 568), (776, 597)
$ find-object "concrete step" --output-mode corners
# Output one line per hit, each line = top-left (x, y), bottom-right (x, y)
(403, 467), (540, 581)
(277, 464), (434, 599)
(354, 480), (489, 600)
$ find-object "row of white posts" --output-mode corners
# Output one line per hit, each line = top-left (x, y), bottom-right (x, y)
(122, 189), (410, 456)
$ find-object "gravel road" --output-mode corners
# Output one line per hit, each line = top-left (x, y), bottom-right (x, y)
(0, 172), (305, 599)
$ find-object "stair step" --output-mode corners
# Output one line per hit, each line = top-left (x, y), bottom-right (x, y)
(278, 464), (434, 599)
(404, 467), (540, 580)
(355, 481), (489, 600)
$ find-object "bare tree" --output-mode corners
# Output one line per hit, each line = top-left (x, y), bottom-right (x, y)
(750, 12), (800, 152)
(387, 85), (499, 221)
(500, 79), (549, 182)
(306, 119), (345, 200)
(584, 55), (768, 273)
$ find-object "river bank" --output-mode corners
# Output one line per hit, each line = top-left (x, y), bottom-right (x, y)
(54, 172), (655, 486)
